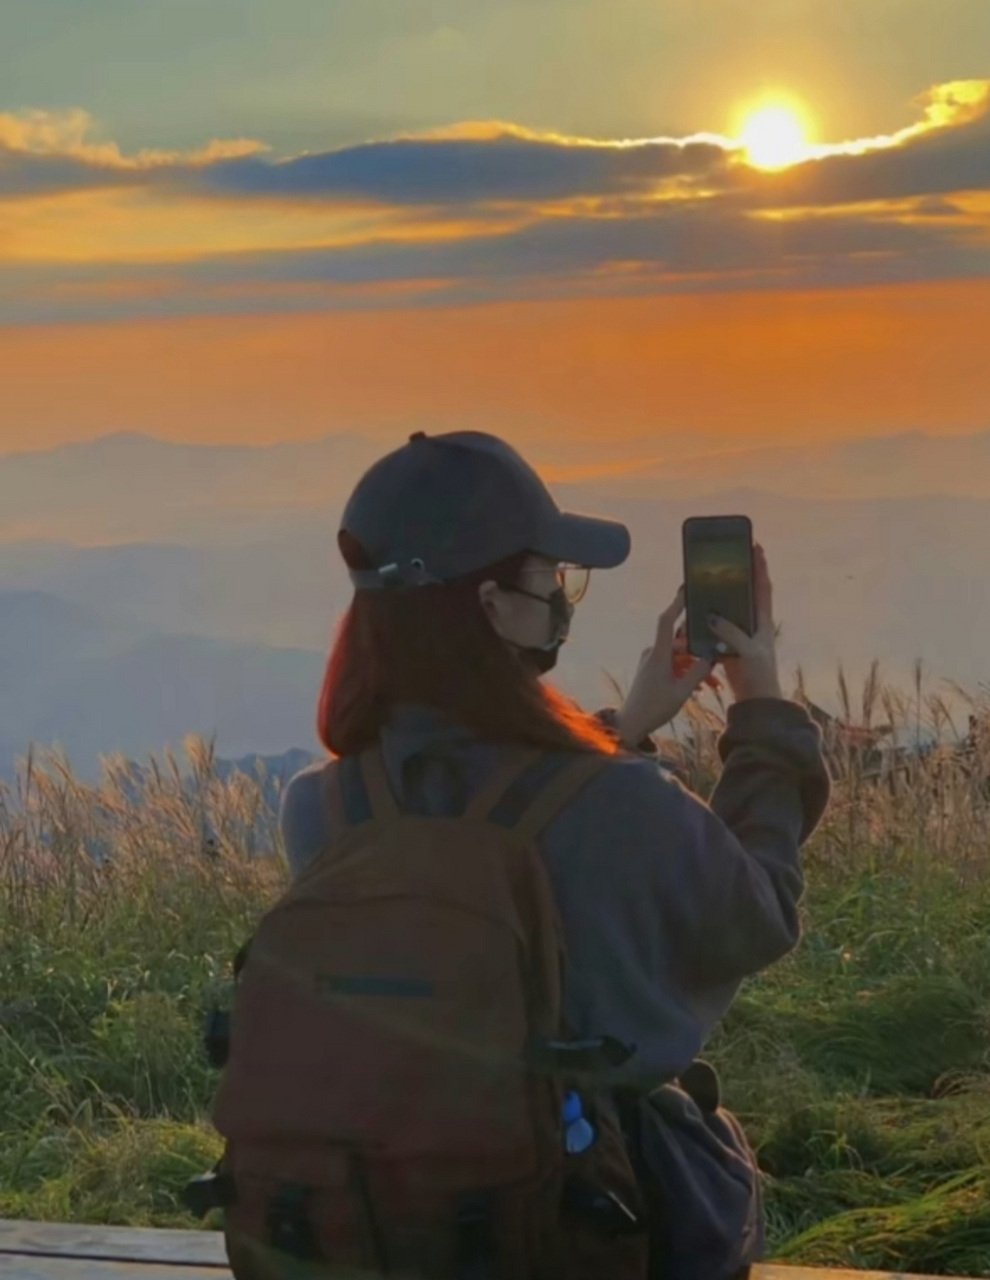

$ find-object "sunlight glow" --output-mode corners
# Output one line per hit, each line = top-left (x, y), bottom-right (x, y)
(739, 102), (811, 170)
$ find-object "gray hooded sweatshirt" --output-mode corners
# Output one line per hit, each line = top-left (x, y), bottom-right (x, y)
(279, 696), (829, 1084)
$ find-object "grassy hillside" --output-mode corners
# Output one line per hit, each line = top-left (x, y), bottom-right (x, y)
(2, 681), (990, 1276)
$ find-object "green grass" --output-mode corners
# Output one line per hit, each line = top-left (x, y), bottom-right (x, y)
(2, 712), (990, 1275)
(700, 834), (990, 1274)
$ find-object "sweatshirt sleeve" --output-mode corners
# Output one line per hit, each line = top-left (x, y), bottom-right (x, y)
(659, 697), (830, 983)
(278, 763), (334, 879)
(539, 697), (830, 1067)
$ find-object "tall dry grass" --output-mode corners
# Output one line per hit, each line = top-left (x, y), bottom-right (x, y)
(1, 734), (285, 943)
(1, 668), (990, 1273)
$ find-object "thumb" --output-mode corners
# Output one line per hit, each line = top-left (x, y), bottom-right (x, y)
(709, 613), (753, 655)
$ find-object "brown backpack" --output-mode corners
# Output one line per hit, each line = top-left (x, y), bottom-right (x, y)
(209, 743), (649, 1280)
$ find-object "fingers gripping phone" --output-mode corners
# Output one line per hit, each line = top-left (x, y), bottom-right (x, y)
(682, 515), (756, 660)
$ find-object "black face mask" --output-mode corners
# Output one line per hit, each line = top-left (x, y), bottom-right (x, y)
(496, 582), (573, 675)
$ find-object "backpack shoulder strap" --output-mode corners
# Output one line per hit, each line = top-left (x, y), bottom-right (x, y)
(509, 751), (610, 846)
(332, 744), (608, 834)
(328, 745), (543, 828)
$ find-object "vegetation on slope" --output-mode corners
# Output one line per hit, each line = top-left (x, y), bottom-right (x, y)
(2, 671), (990, 1275)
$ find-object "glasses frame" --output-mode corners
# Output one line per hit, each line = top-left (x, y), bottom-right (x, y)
(559, 564), (591, 605)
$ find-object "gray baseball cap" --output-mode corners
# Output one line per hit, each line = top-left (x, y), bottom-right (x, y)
(341, 430), (631, 589)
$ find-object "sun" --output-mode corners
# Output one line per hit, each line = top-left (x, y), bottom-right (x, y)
(739, 102), (811, 170)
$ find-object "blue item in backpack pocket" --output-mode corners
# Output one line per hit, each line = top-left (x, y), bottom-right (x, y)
(562, 1089), (597, 1154)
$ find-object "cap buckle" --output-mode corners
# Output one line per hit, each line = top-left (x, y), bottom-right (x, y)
(376, 563), (403, 588)
(358, 558), (440, 591)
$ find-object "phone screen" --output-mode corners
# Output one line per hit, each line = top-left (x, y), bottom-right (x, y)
(682, 516), (755, 659)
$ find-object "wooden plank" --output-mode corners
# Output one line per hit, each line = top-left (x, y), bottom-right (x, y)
(757, 1270), (946, 1280)
(0, 1222), (226, 1268)
(0, 1260), (228, 1280)
(0, 1261), (956, 1280)
(0, 1222), (961, 1279)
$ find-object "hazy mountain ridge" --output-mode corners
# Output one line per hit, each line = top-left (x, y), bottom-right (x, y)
(0, 539), (346, 650)
(0, 431), (382, 544)
(0, 428), (988, 773)
(3, 426), (990, 544)
(587, 430), (990, 501)
(0, 588), (324, 780)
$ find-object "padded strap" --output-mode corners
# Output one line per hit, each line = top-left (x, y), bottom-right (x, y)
(510, 752), (609, 846)
(358, 746), (400, 821)
(338, 745), (607, 834)
(463, 747), (542, 821)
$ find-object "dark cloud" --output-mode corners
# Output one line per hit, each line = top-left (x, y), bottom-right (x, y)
(0, 118), (731, 204)
(741, 105), (990, 208)
(3, 188), (985, 328)
(225, 204), (984, 292)
(1, 82), (988, 324)
(217, 204), (942, 284)
(197, 130), (729, 203)
(2, 83), (988, 213)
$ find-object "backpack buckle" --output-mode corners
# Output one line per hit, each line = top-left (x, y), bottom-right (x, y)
(532, 1034), (636, 1074)
(181, 1168), (236, 1220)
(266, 1183), (321, 1261)
(456, 1193), (495, 1272)
(562, 1177), (645, 1238)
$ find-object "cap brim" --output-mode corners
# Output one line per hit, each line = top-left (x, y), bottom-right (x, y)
(532, 510), (631, 569)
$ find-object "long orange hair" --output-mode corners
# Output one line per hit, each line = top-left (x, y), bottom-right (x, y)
(317, 533), (617, 757)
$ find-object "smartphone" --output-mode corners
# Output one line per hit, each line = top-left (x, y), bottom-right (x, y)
(682, 515), (755, 660)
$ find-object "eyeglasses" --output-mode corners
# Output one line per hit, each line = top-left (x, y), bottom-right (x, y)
(515, 564), (591, 605)
(560, 564), (591, 604)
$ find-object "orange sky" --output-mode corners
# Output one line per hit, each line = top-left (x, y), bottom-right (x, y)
(3, 276), (989, 460)
(3, 79), (988, 468)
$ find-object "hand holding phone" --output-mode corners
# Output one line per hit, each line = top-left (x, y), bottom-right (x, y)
(611, 587), (716, 748)
(672, 628), (722, 690)
(708, 544), (782, 701)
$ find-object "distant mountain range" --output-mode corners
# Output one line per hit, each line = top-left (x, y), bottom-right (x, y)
(0, 431), (380, 544)
(3, 427), (990, 546)
(0, 589), (324, 780)
(577, 430), (990, 503)
(0, 427), (987, 775)
(112, 745), (319, 810)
